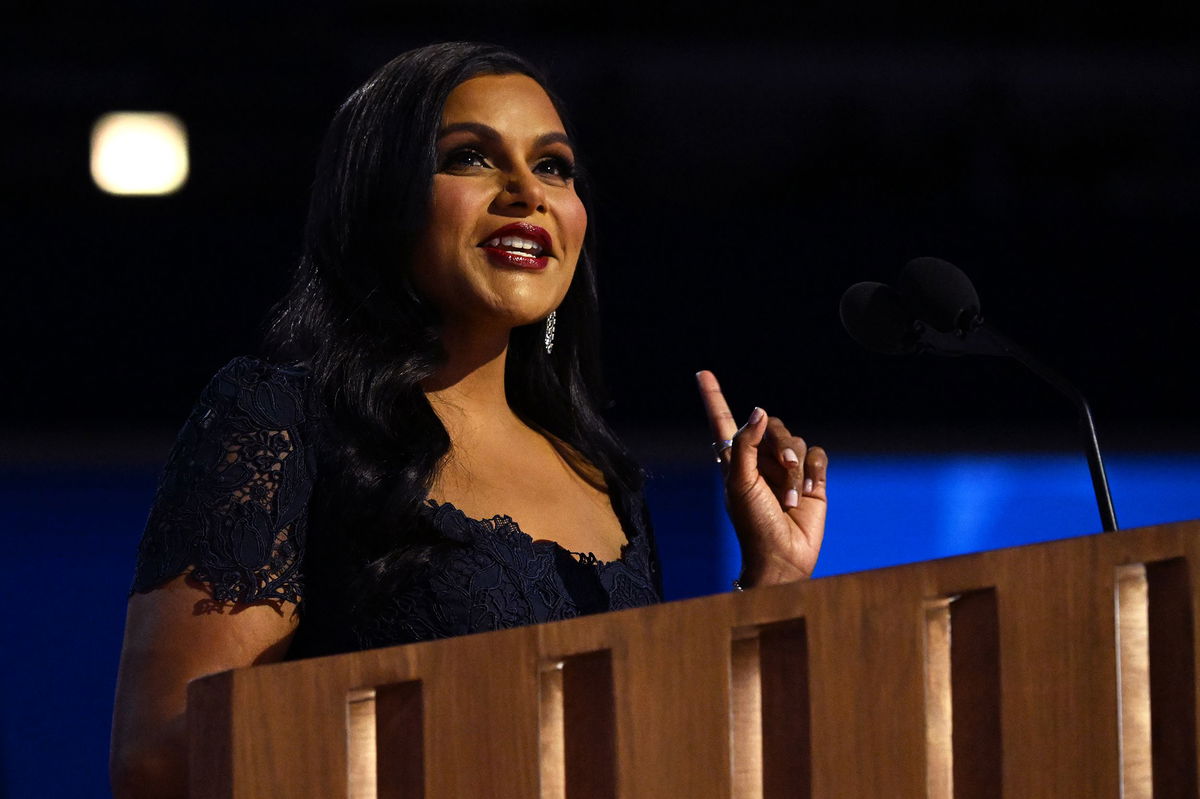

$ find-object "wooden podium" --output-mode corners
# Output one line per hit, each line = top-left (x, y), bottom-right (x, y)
(188, 521), (1199, 798)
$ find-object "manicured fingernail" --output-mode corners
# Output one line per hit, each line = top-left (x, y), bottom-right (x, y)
(749, 407), (765, 424)
(804, 477), (814, 493)
(784, 488), (799, 508)
(782, 447), (799, 465)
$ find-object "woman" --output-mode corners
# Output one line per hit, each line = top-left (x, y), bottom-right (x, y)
(110, 42), (828, 797)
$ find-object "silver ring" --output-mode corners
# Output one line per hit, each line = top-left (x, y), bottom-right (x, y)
(711, 439), (733, 463)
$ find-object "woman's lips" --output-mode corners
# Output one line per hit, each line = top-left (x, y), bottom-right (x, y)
(478, 222), (553, 270)
(481, 247), (549, 270)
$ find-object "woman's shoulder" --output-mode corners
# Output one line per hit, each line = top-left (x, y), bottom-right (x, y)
(197, 354), (313, 414)
(130, 355), (318, 602)
(213, 354), (311, 381)
(178, 355), (319, 442)
(149, 354), (323, 532)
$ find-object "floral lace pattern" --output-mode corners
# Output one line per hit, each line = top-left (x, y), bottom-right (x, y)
(131, 356), (661, 656)
(132, 357), (311, 605)
(349, 500), (660, 651)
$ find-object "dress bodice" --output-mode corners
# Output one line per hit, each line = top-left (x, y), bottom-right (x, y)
(131, 356), (661, 658)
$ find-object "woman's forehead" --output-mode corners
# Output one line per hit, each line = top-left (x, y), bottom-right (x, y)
(441, 73), (566, 136)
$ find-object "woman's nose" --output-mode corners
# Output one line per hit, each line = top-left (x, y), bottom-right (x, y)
(496, 167), (547, 214)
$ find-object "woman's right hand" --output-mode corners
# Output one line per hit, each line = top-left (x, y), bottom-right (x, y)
(110, 576), (297, 799)
(696, 370), (829, 588)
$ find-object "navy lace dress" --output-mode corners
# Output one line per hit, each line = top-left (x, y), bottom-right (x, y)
(130, 356), (662, 658)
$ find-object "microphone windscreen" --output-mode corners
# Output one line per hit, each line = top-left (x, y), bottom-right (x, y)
(839, 281), (918, 354)
(897, 257), (981, 333)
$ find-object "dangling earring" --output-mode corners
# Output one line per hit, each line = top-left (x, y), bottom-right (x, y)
(544, 310), (557, 354)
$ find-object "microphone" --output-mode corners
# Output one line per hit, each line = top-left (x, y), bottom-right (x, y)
(839, 257), (1119, 533)
(896, 257), (981, 334)
(838, 264), (991, 358)
(838, 281), (919, 355)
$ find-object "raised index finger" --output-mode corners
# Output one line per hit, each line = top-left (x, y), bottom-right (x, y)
(695, 370), (739, 442)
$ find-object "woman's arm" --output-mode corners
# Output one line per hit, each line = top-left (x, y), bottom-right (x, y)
(113, 357), (313, 797)
(109, 575), (299, 799)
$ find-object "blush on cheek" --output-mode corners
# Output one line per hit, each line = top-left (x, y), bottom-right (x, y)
(559, 198), (588, 265)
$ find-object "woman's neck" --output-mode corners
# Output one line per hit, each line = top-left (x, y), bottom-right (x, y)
(423, 325), (523, 440)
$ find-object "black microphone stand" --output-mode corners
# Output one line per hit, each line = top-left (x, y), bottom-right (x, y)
(915, 321), (1119, 533)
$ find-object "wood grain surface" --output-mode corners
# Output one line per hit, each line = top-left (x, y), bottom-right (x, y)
(189, 520), (1200, 798)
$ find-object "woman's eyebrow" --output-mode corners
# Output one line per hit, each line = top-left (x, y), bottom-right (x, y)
(437, 122), (573, 151)
(534, 131), (573, 150)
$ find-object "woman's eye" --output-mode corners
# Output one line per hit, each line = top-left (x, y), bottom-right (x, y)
(441, 148), (489, 172)
(535, 156), (576, 182)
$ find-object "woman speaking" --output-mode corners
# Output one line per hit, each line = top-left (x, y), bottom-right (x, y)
(109, 41), (828, 798)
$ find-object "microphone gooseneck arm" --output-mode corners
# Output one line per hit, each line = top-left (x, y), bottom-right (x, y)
(914, 318), (1118, 532)
(842, 255), (1121, 534)
(966, 324), (1119, 533)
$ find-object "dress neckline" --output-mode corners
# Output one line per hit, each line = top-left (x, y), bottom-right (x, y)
(422, 498), (637, 568)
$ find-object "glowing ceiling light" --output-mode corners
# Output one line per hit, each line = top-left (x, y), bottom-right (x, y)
(90, 112), (189, 196)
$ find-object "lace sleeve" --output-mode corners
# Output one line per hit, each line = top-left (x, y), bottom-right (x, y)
(130, 356), (314, 605)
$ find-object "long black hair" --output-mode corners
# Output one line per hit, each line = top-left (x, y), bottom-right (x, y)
(260, 42), (646, 609)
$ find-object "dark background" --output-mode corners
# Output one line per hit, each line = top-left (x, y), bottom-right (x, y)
(5, 3), (1200, 457)
(3, 5), (1200, 796)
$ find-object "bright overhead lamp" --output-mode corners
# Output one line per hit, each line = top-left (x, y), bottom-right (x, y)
(91, 111), (189, 196)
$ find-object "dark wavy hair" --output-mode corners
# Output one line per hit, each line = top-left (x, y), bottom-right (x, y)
(259, 42), (646, 612)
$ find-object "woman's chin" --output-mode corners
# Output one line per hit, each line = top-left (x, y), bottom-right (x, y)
(483, 295), (561, 329)
(504, 308), (556, 331)
(441, 304), (556, 336)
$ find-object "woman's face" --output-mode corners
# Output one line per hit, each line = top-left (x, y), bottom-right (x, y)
(411, 73), (587, 333)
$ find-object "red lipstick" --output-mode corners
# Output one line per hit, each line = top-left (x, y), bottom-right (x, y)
(478, 222), (553, 270)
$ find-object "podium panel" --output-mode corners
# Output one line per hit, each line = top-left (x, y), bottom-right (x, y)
(189, 521), (1200, 798)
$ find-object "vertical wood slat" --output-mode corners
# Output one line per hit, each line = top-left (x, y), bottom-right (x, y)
(730, 632), (763, 799)
(616, 600), (734, 798)
(188, 670), (233, 799)
(729, 619), (811, 799)
(949, 590), (1001, 798)
(805, 573), (928, 796)
(421, 630), (540, 798)
(347, 690), (378, 799)
(189, 656), (354, 798)
(1116, 563), (1153, 799)
(186, 521), (1200, 799)
(1146, 558), (1199, 798)
(759, 620), (810, 799)
(561, 650), (617, 798)
(539, 662), (566, 799)
(922, 590), (1001, 799)
(375, 681), (423, 799)
(924, 598), (954, 799)
(996, 541), (1122, 799)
